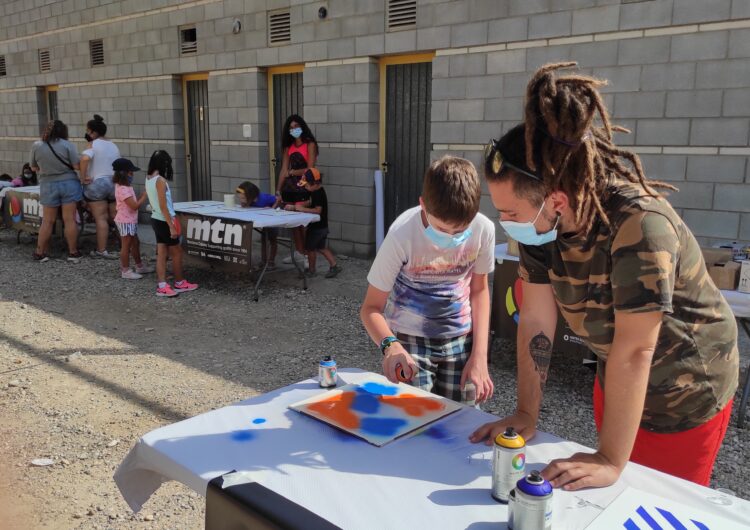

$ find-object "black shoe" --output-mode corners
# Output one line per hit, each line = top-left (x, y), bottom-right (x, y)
(33, 252), (49, 263)
(325, 265), (342, 278)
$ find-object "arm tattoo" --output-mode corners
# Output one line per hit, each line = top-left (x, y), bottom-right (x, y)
(529, 332), (552, 390)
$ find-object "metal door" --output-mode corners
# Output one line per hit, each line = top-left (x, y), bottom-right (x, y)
(186, 79), (212, 200)
(270, 71), (303, 187)
(383, 61), (432, 228)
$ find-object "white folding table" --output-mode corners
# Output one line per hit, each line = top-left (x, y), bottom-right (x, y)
(115, 369), (750, 529)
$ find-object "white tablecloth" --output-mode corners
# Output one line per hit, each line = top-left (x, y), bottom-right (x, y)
(114, 370), (750, 530)
(174, 201), (319, 229)
(0, 184), (39, 199)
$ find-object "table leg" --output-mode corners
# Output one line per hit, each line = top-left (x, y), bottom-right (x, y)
(252, 228), (267, 302)
(738, 318), (750, 428)
(289, 229), (307, 291)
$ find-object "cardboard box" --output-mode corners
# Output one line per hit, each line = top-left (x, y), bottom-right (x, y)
(491, 256), (589, 357)
(701, 247), (740, 290)
(739, 260), (750, 294)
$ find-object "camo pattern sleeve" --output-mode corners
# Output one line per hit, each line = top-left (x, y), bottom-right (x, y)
(610, 211), (677, 314)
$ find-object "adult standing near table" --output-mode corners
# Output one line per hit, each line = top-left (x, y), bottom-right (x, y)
(29, 119), (83, 262)
(80, 114), (120, 259)
(471, 63), (738, 490)
(276, 114), (318, 263)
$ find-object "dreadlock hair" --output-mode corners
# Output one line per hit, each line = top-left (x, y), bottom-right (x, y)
(147, 150), (174, 181)
(523, 62), (676, 234)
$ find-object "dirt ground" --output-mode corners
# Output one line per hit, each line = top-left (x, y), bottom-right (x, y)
(1, 227), (748, 530)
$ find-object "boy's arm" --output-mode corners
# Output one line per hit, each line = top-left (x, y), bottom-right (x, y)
(462, 273), (494, 402)
(293, 204), (321, 214)
(360, 285), (418, 383)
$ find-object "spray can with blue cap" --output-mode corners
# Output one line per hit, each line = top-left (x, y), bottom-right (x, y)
(508, 470), (553, 530)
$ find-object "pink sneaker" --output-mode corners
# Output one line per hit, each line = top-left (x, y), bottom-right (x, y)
(156, 284), (178, 297)
(173, 279), (198, 293)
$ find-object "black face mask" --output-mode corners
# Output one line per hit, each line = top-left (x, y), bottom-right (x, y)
(84, 133), (93, 142)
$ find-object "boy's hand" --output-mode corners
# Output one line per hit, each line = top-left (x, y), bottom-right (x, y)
(460, 357), (494, 403)
(284, 204), (296, 211)
(382, 343), (417, 384)
(469, 411), (538, 446)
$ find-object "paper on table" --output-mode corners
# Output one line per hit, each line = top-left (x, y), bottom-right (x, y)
(585, 486), (739, 529)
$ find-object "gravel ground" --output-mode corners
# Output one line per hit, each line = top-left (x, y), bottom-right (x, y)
(0, 227), (748, 529)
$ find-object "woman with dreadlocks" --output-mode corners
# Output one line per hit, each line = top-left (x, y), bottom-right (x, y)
(471, 63), (738, 490)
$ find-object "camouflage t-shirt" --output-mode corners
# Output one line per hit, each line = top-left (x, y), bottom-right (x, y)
(519, 181), (739, 433)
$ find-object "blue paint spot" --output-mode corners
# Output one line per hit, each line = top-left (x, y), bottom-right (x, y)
(351, 392), (381, 414)
(361, 417), (408, 437)
(252, 418), (267, 424)
(360, 382), (399, 396)
(230, 430), (255, 442)
(424, 424), (451, 443)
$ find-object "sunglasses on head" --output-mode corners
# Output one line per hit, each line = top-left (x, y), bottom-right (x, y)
(484, 139), (542, 182)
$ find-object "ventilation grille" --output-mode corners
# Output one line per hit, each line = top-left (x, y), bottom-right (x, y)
(180, 26), (197, 55)
(89, 39), (104, 66)
(268, 10), (291, 45)
(387, 0), (417, 31)
(0, 55), (6, 77)
(39, 49), (51, 72)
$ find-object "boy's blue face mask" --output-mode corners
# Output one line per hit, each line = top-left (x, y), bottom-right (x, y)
(425, 214), (472, 249)
(499, 200), (559, 246)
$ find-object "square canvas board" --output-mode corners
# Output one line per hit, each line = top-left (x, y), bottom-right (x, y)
(289, 379), (462, 446)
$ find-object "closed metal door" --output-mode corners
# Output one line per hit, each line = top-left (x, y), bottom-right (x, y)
(271, 71), (303, 184)
(383, 62), (432, 228)
(186, 79), (212, 200)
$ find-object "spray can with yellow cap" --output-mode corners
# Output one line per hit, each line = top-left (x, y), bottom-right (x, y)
(491, 427), (526, 503)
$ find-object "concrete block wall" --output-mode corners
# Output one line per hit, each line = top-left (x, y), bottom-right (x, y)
(207, 70), (269, 200)
(303, 59), (379, 257)
(0, 0), (748, 255)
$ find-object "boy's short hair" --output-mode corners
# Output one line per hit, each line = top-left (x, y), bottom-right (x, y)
(297, 168), (321, 186)
(422, 156), (481, 227)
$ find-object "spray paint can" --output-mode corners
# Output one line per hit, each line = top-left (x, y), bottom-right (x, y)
(507, 470), (553, 530)
(318, 356), (337, 388)
(491, 427), (526, 503)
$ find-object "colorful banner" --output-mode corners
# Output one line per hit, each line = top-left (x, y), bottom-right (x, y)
(4, 189), (43, 234)
(492, 259), (589, 356)
(177, 212), (253, 273)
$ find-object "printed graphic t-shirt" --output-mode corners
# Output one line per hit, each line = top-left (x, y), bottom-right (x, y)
(252, 192), (276, 208)
(114, 184), (138, 224)
(518, 181), (739, 433)
(367, 206), (495, 339)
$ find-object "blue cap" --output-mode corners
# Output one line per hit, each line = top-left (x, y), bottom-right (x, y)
(516, 471), (552, 497)
(320, 355), (336, 367)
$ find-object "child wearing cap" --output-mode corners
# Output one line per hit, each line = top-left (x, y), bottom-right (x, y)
(285, 168), (342, 278)
(112, 158), (154, 280)
(236, 180), (281, 271)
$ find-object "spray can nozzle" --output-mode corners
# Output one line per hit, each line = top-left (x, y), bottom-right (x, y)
(504, 427), (517, 438)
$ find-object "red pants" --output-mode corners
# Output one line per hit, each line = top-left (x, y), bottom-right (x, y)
(593, 379), (732, 486)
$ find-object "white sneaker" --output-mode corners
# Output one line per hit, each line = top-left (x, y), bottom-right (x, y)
(91, 250), (119, 260)
(135, 263), (155, 274)
(121, 269), (143, 280)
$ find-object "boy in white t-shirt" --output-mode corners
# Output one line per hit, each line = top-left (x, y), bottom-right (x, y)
(360, 156), (496, 402)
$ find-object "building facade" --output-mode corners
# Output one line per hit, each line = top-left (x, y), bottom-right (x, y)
(0, 0), (748, 256)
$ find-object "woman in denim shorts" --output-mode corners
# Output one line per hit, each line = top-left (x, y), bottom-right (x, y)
(29, 120), (83, 262)
(80, 114), (120, 259)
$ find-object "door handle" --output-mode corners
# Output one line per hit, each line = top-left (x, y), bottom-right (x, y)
(271, 157), (278, 167)
(381, 161), (389, 174)
(186, 153), (192, 164)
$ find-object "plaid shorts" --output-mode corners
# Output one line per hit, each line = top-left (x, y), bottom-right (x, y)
(396, 332), (472, 402)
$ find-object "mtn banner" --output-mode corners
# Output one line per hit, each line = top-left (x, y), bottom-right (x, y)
(3, 188), (43, 234)
(177, 212), (253, 272)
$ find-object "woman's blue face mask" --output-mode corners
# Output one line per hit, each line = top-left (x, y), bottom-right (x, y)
(499, 200), (559, 246)
(290, 127), (303, 139)
(424, 214), (472, 249)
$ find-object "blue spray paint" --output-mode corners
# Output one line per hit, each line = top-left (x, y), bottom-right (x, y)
(230, 430), (255, 442)
(252, 418), (267, 424)
(351, 392), (381, 414)
(361, 417), (408, 437)
(360, 382), (399, 396)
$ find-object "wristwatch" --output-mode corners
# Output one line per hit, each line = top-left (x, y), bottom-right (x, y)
(380, 336), (400, 355)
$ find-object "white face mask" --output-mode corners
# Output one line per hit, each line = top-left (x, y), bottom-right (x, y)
(499, 200), (559, 246)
